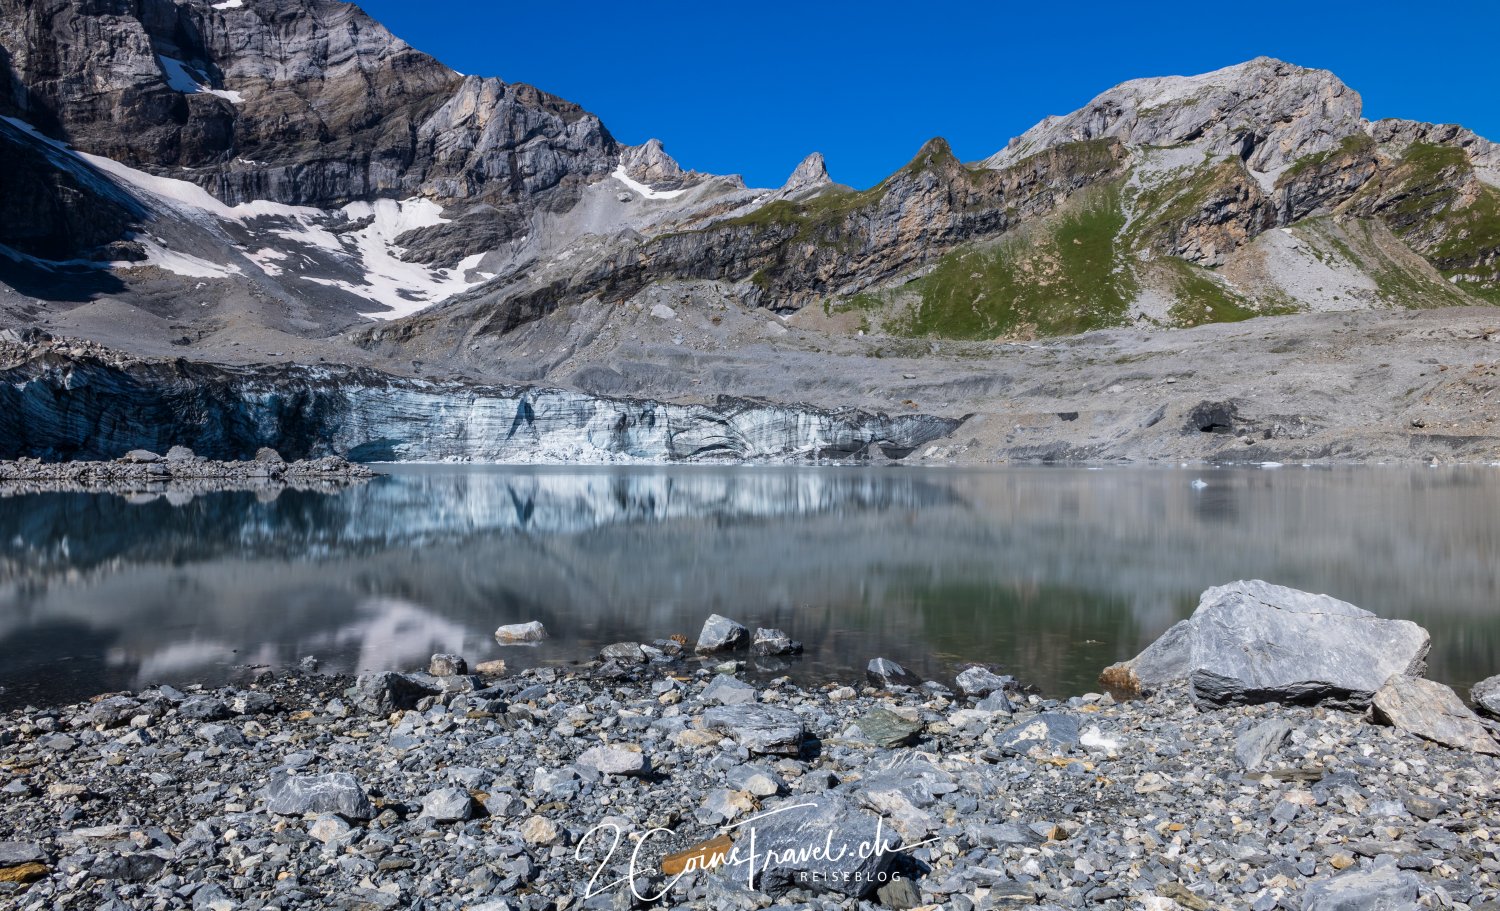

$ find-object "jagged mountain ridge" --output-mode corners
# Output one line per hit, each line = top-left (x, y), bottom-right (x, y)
(1, 2), (1498, 383)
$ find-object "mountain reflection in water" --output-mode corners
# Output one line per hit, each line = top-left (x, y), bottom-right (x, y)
(2, 464), (1498, 709)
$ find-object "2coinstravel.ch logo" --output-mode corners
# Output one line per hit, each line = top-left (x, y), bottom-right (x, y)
(575, 801), (936, 901)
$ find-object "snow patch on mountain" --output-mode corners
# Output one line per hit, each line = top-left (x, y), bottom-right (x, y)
(612, 164), (688, 201)
(155, 56), (244, 104)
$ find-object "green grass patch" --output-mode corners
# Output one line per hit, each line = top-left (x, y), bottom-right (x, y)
(892, 182), (1135, 339)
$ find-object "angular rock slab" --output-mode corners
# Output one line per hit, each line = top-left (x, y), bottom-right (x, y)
(263, 772), (375, 820)
(350, 672), (438, 716)
(724, 795), (901, 898)
(1301, 861), (1421, 911)
(751, 628), (803, 656)
(955, 666), (1012, 698)
(1473, 674), (1500, 718)
(577, 744), (651, 776)
(1101, 580), (1429, 708)
(703, 704), (806, 756)
(696, 614), (749, 653)
(1371, 675), (1500, 755)
(1234, 718), (1294, 771)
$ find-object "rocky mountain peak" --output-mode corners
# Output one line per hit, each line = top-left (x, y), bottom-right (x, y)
(620, 138), (691, 190)
(983, 56), (1363, 178)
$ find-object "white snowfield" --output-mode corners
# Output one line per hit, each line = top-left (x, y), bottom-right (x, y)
(156, 55), (244, 104)
(611, 164), (688, 200)
(5, 113), (491, 313)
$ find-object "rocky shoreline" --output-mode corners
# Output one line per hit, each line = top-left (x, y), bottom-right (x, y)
(0, 447), (375, 496)
(1, 588), (1498, 910)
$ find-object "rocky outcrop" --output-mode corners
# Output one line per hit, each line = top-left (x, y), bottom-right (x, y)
(0, 343), (961, 463)
(0, 0), (617, 211)
(1474, 675), (1500, 718)
(983, 57), (1364, 177)
(1100, 580), (1431, 707)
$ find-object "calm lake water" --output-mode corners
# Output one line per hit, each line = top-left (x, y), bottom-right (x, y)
(2, 464), (1498, 709)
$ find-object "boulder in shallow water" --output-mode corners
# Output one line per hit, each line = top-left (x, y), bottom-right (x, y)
(1100, 580), (1429, 708)
(751, 627), (803, 656)
(1472, 674), (1500, 718)
(866, 657), (920, 688)
(695, 614), (749, 653)
(494, 621), (548, 643)
(1371, 674), (1500, 755)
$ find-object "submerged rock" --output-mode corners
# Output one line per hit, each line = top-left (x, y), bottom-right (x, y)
(1371, 675), (1500, 755)
(1100, 580), (1429, 708)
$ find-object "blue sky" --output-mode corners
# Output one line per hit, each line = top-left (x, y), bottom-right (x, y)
(360, 0), (1500, 190)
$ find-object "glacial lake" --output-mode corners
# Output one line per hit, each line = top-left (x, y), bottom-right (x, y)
(2, 464), (1498, 710)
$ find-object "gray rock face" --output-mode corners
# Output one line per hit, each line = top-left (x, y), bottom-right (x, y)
(724, 795), (901, 898)
(494, 621), (548, 643)
(984, 57), (1363, 177)
(1101, 581), (1430, 708)
(0, 841), (45, 865)
(703, 704), (806, 756)
(695, 614), (749, 653)
(866, 658), (920, 689)
(350, 672), (438, 716)
(991, 712), (1081, 757)
(1472, 675), (1500, 718)
(1371, 675), (1500, 755)
(0, 0), (617, 210)
(1301, 861), (1421, 911)
(576, 744), (650, 777)
(263, 772), (375, 820)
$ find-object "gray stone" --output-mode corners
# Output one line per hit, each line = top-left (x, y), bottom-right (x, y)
(94, 852), (167, 882)
(253, 447), (285, 464)
(1235, 718), (1294, 771)
(419, 787), (474, 822)
(165, 445), (196, 461)
(428, 654), (467, 676)
(1371, 675), (1500, 755)
(727, 764), (786, 797)
(577, 744), (650, 776)
(122, 449), (161, 463)
(1301, 861), (1421, 911)
(702, 674), (757, 705)
(751, 628), (803, 656)
(1473, 674), (1500, 718)
(598, 642), (646, 663)
(723, 795), (901, 898)
(849, 707), (923, 748)
(263, 772), (376, 820)
(877, 877), (921, 910)
(696, 614), (749, 653)
(350, 672), (438, 716)
(495, 621), (548, 643)
(866, 657), (920, 688)
(1101, 581), (1430, 708)
(975, 690), (1015, 714)
(228, 691), (276, 715)
(178, 696), (232, 721)
(0, 842), (45, 865)
(703, 704), (806, 756)
(992, 712), (1080, 756)
(954, 666), (1012, 698)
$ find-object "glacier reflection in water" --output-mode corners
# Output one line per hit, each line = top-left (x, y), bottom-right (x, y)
(2, 464), (1499, 708)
